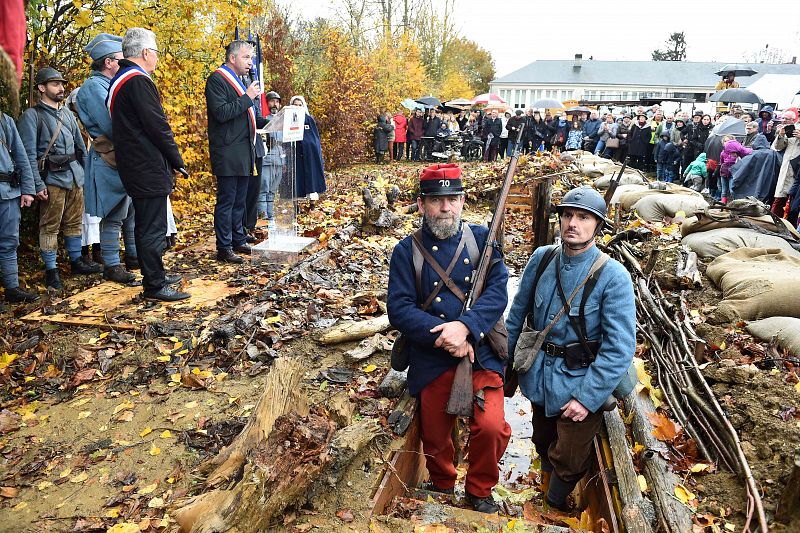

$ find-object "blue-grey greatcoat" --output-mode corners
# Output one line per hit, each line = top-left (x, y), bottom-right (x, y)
(387, 223), (509, 396)
(75, 71), (127, 217)
(506, 244), (636, 416)
(17, 103), (85, 191)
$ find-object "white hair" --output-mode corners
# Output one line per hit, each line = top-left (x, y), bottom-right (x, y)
(226, 40), (254, 63)
(122, 28), (157, 59)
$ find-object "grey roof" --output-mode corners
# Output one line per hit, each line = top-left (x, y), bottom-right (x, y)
(492, 60), (800, 88)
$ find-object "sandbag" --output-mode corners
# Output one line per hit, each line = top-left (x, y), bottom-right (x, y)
(594, 172), (645, 189)
(619, 184), (703, 212)
(681, 208), (800, 239)
(746, 317), (800, 357)
(681, 228), (800, 260)
(630, 194), (709, 221)
(609, 184), (649, 205)
(706, 248), (800, 321)
(579, 162), (612, 178)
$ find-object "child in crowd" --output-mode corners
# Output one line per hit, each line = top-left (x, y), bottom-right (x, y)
(719, 135), (752, 204)
(653, 132), (670, 180)
(565, 121), (583, 151)
(683, 152), (708, 192)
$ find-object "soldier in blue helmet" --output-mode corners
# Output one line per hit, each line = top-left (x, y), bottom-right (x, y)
(506, 186), (636, 513)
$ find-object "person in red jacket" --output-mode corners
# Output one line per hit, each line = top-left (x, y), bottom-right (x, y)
(393, 111), (408, 161)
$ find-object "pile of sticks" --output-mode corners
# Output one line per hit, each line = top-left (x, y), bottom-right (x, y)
(604, 238), (768, 532)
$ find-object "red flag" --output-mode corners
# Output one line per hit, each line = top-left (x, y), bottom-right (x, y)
(0, 0), (26, 86)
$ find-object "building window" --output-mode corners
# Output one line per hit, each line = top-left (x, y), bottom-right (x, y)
(565, 90), (574, 100)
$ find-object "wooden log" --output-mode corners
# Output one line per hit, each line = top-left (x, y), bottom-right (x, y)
(676, 246), (702, 289)
(175, 411), (337, 533)
(379, 368), (407, 398)
(623, 391), (693, 533)
(318, 315), (391, 345)
(199, 357), (308, 488)
(775, 449), (800, 523)
(604, 407), (656, 533)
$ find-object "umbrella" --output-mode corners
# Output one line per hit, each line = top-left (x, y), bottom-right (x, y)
(715, 64), (757, 77)
(416, 95), (442, 108)
(710, 88), (764, 105)
(711, 117), (746, 136)
(531, 98), (564, 109)
(566, 106), (592, 114)
(401, 98), (423, 110)
(444, 98), (473, 109)
(472, 93), (506, 105)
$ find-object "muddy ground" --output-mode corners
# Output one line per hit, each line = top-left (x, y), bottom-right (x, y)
(1, 160), (799, 532)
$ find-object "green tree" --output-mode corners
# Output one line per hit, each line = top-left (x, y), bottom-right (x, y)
(440, 37), (494, 95)
(652, 31), (687, 61)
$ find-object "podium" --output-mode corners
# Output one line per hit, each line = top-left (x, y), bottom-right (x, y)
(251, 106), (316, 265)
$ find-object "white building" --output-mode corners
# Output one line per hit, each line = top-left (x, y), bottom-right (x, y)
(490, 55), (800, 109)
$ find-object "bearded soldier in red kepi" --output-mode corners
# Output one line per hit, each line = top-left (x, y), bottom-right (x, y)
(387, 164), (510, 513)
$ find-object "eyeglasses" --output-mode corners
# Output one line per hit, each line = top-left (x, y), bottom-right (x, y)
(146, 48), (159, 55)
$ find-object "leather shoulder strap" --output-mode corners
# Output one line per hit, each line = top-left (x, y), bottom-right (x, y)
(38, 108), (62, 163)
(462, 224), (480, 266)
(411, 230), (468, 306)
(411, 230), (423, 302)
(524, 245), (559, 321)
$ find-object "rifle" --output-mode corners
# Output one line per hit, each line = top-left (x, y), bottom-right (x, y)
(445, 124), (525, 416)
(602, 156), (629, 208)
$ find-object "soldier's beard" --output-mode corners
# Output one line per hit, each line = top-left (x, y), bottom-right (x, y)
(424, 213), (461, 240)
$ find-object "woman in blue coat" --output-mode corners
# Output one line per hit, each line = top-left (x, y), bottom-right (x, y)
(289, 96), (326, 199)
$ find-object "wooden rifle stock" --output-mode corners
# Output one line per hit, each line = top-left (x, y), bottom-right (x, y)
(603, 156), (629, 207)
(445, 125), (525, 416)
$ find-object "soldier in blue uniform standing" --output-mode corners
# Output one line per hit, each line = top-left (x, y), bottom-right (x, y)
(75, 33), (138, 284)
(387, 164), (511, 514)
(506, 186), (636, 512)
(18, 67), (100, 291)
(0, 110), (38, 302)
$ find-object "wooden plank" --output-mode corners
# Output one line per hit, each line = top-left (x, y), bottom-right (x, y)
(370, 410), (427, 516)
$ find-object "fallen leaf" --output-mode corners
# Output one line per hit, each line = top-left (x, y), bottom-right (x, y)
(37, 481), (52, 491)
(637, 475), (648, 492)
(647, 411), (679, 442)
(12, 501), (27, 510)
(59, 468), (72, 479)
(147, 497), (164, 508)
(690, 463), (711, 473)
(0, 487), (19, 498)
(116, 411), (134, 423)
(159, 430), (172, 439)
(363, 364), (377, 373)
(139, 427), (153, 437)
(105, 507), (121, 518)
(70, 472), (89, 483)
(113, 401), (135, 415)
(106, 523), (141, 533)
(78, 411), (92, 419)
(137, 482), (158, 495)
(675, 484), (695, 505)
(0, 410), (22, 434)
(184, 401), (198, 409)
(149, 443), (161, 456)
(335, 508), (354, 522)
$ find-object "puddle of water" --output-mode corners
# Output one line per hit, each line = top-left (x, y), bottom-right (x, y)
(499, 277), (540, 488)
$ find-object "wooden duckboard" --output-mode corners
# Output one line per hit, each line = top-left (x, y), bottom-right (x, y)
(21, 276), (239, 330)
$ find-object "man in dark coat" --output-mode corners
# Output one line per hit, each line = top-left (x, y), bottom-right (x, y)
(422, 109), (441, 161)
(408, 109), (424, 161)
(108, 28), (189, 301)
(205, 40), (262, 264)
(482, 109), (502, 161)
(626, 114), (652, 170)
(387, 164), (510, 514)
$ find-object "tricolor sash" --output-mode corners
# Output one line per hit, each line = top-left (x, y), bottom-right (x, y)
(106, 64), (149, 115)
(215, 65), (256, 145)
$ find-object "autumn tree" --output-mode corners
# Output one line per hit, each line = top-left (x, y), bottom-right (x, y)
(368, 32), (426, 113)
(652, 31), (687, 61)
(440, 37), (494, 95)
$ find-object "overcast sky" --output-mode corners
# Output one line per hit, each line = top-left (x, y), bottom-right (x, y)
(281, 0), (799, 78)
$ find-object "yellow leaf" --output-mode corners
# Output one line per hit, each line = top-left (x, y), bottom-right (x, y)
(795, 381), (800, 394)
(159, 430), (172, 439)
(59, 468), (72, 479)
(70, 471), (88, 483)
(719, 341), (727, 351)
(173, 341), (183, 351)
(137, 482), (158, 495)
(176, 349), (189, 355)
(637, 474), (648, 492)
(724, 523), (736, 531)
(148, 496), (165, 508)
(0, 352), (18, 370)
(170, 374), (181, 383)
(106, 523), (141, 533)
(99, 332), (109, 340)
(506, 519), (517, 529)
(113, 401), (135, 415)
(37, 480), (53, 491)
(690, 463), (711, 473)
(690, 309), (700, 317)
(156, 355), (171, 362)
(266, 316), (281, 324)
(105, 507), (120, 518)
(363, 364), (377, 373)
(12, 501), (27, 510)
(675, 484), (695, 504)
(139, 427), (152, 437)
(169, 337), (179, 342)
(149, 443), (161, 456)
(78, 411), (92, 419)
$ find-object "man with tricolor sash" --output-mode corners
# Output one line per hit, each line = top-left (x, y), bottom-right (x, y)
(205, 40), (263, 265)
(107, 28), (189, 302)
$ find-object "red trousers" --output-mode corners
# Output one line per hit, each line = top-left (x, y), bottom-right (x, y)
(419, 366), (511, 498)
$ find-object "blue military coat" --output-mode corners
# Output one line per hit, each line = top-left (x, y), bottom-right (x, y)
(75, 71), (128, 217)
(387, 223), (509, 396)
(0, 114), (36, 199)
(506, 244), (636, 416)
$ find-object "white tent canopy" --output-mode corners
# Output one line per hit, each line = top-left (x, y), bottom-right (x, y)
(745, 74), (800, 109)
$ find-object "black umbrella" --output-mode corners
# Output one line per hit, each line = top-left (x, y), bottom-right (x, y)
(709, 88), (763, 105)
(416, 95), (442, 108)
(715, 64), (757, 77)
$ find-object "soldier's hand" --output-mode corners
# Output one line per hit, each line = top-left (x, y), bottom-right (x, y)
(561, 399), (589, 422)
(36, 189), (48, 201)
(246, 80), (262, 99)
(431, 321), (469, 352)
(20, 195), (34, 208)
(450, 341), (475, 363)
